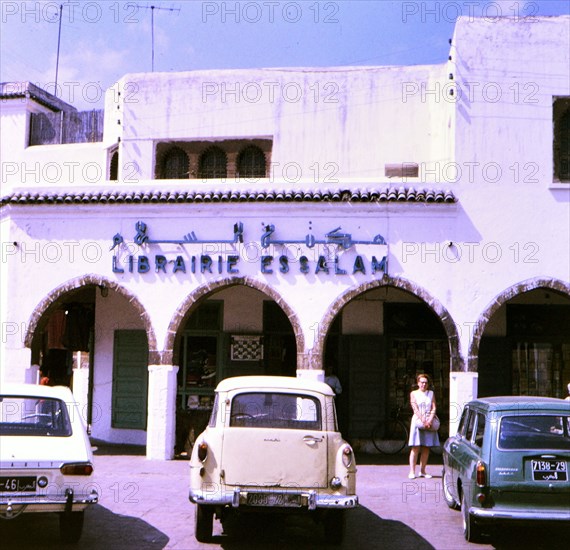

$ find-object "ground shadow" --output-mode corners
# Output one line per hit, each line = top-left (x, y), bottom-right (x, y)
(490, 524), (570, 550)
(216, 505), (435, 549)
(0, 504), (169, 549)
(91, 440), (146, 456)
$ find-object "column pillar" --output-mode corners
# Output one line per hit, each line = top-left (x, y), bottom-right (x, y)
(147, 364), (179, 460)
(1, 347), (32, 384)
(448, 371), (478, 436)
(72, 361), (90, 429)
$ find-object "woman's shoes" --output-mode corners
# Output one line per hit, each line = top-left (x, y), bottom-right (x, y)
(409, 472), (433, 479)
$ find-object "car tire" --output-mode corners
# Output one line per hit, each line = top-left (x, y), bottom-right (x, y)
(59, 511), (84, 543)
(195, 504), (214, 542)
(323, 510), (345, 545)
(442, 467), (459, 510)
(461, 491), (483, 543)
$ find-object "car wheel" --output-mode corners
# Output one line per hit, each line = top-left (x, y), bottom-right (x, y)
(323, 510), (345, 545)
(59, 511), (84, 543)
(442, 468), (459, 510)
(195, 504), (214, 542)
(461, 491), (483, 543)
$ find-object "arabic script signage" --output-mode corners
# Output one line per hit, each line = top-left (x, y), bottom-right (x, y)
(110, 221), (388, 277)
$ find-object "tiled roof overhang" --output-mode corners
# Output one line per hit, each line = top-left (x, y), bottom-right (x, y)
(1, 187), (456, 206)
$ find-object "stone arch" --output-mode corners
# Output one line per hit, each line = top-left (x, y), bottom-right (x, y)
(163, 276), (305, 366)
(312, 275), (463, 371)
(24, 274), (159, 364)
(468, 277), (570, 371)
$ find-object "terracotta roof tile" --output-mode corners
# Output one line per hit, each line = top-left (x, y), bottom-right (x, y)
(1, 187), (457, 207)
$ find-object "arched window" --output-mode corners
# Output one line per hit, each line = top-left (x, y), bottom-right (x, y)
(160, 147), (189, 179)
(198, 147), (227, 179)
(109, 149), (119, 180)
(236, 146), (266, 179)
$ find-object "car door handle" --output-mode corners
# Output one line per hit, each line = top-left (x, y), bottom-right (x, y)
(303, 435), (323, 446)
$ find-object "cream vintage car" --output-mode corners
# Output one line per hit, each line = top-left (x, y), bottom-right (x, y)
(0, 384), (98, 543)
(189, 375), (358, 543)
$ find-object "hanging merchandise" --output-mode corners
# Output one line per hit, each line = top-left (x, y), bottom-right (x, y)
(62, 304), (93, 351)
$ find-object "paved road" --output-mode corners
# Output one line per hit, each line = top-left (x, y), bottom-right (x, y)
(1, 447), (567, 549)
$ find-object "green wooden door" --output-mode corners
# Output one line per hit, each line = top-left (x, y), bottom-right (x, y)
(112, 330), (149, 429)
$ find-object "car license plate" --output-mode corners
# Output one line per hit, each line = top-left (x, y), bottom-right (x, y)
(0, 476), (37, 492)
(531, 460), (567, 481)
(246, 492), (301, 507)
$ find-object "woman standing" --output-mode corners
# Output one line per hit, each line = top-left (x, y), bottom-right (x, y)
(408, 373), (439, 479)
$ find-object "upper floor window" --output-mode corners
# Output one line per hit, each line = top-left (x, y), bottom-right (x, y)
(154, 139), (272, 180)
(237, 146), (266, 179)
(109, 149), (119, 181)
(160, 147), (189, 179)
(554, 98), (570, 182)
(198, 147), (227, 179)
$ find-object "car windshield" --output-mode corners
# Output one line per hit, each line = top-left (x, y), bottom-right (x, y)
(498, 414), (570, 450)
(230, 392), (321, 430)
(0, 395), (72, 437)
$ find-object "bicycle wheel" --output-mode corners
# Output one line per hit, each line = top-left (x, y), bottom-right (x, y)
(371, 418), (408, 454)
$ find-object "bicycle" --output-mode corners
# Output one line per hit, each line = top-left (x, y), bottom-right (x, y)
(371, 406), (409, 454)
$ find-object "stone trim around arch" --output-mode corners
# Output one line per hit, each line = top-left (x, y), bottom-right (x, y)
(468, 277), (570, 372)
(311, 275), (463, 372)
(163, 276), (305, 367)
(24, 274), (160, 364)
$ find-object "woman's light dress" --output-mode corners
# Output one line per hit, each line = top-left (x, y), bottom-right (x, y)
(408, 389), (440, 447)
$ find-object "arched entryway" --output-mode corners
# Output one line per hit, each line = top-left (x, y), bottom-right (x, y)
(165, 277), (303, 456)
(471, 278), (570, 399)
(314, 277), (460, 445)
(24, 275), (156, 445)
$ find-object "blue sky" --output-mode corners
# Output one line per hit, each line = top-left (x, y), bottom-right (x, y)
(1, 0), (569, 109)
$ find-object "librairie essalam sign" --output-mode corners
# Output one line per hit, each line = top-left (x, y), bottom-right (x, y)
(110, 221), (388, 276)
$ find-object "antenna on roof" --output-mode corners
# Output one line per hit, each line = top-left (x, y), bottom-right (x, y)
(134, 4), (181, 72)
(54, 2), (74, 96)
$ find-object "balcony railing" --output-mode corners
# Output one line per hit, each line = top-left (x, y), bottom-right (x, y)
(29, 110), (104, 145)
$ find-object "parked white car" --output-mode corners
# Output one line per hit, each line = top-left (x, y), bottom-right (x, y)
(0, 384), (98, 543)
(189, 375), (358, 544)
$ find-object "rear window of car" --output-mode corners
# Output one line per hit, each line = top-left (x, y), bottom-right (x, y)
(498, 414), (570, 450)
(230, 392), (322, 430)
(0, 395), (72, 437)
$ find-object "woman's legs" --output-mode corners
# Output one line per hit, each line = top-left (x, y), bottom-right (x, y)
(409, 446), (420, 476)
(419, 446), (430, 474)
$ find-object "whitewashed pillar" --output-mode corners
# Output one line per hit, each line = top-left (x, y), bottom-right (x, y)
(146, 364), (178, 460)
(72, 362), (90, 429)
(448, 371), (478, 436)
(297, 369), (325, 383)
(26, 364), (40, 384)
(1, 347), (32, 384)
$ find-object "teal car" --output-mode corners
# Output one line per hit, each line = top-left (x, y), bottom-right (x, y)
(442, 396), (570, 542)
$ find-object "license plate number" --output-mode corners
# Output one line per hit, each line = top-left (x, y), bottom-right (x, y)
(531, 460), (567, 481)
(0, 476), (37, 492)
(246, 492), (301, 507)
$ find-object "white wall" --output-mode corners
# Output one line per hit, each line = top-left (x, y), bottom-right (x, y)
(91, 290), (146, 445)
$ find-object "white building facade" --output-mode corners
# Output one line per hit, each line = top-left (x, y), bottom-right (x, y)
(1, 16), (569, 459)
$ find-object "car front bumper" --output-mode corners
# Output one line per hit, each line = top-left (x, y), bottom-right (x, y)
(189, 487), (358, 510)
